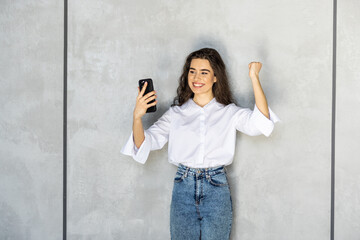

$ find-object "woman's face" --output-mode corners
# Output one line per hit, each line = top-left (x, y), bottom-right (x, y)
(188, 58), (217, 97)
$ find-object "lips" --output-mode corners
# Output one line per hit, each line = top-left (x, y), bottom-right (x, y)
(193, 82), (205, 88)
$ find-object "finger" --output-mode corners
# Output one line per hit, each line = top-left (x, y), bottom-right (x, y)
(144, 95), (157, 103)
(140, 82), (148, 96)
(139, 91), (156, 103)
(144, 95), (157, 104)
(147, 100), (157, 106)
(143, 90), (156, 99)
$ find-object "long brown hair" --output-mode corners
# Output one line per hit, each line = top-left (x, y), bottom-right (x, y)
(171, 48), (235, 107)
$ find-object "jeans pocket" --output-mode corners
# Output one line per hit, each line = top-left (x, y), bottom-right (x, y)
(208, 172), (228, 187)
(174, 171), (185, 183)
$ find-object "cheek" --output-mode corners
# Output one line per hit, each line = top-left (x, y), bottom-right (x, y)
(187, 78), (193, 87)
(205, 76), (215, 84)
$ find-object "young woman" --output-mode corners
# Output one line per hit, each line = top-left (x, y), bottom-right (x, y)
(121, 48), (280, 239)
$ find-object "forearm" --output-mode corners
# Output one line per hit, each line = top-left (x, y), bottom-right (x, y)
(250, 74), (270, 119)
(133, 116), (145, 149)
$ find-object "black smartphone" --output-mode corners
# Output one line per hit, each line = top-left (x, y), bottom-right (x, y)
(138, 78), (157, 113)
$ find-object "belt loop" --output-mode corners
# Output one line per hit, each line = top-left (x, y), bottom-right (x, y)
(184, 167), (189, 178)
(224, 165), (227, 173)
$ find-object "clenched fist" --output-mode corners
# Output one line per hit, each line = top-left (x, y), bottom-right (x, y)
(248, 62), (262, 78)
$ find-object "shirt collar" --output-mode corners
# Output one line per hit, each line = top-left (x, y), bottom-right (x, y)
(183, 97), (223, 110)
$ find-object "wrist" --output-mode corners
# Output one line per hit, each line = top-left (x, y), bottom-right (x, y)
(133, 114), (142, 121)
(250, 74), (259, 81)
(250, 72), (259, 78)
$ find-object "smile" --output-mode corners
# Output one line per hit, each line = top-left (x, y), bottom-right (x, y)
(193, 83), (205, 88)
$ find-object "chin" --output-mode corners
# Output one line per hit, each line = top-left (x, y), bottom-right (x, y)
(192, 90), (209, 96)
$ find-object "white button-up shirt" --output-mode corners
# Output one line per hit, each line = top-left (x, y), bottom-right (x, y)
(121, 97), (280, 168)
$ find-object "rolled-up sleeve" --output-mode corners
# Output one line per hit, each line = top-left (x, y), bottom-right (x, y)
(234, 103), (280, 137)
(120, 108), (172, 164)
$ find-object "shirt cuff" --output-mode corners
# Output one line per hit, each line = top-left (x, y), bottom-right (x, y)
(120, 131), (151, 164)
(251, 103), (281, 137)
(134, 145), (139, 154)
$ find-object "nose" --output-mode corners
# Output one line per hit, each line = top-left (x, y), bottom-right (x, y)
(195, 72), (201, 80)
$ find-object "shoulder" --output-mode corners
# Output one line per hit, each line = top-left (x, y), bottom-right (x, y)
(223, 103), (251, 115)
(162, 104), (184, 118)
(170, 101), (190, 114)
(169, 105), (180, 114)
(222, 102), (238, 111)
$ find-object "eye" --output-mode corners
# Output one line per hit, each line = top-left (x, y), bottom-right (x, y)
(201, 72), (208, 75)
(189, 70), (195, 74)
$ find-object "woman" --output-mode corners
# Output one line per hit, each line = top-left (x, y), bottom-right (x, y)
(121, 48), (280, 239)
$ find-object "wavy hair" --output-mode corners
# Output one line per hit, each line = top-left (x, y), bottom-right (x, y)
(171, 48), (235, 107)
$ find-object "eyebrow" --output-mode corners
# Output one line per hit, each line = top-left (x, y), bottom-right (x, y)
(189, 67), (211, 72)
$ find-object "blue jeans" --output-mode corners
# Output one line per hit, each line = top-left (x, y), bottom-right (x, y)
(170, 163), (233, 240)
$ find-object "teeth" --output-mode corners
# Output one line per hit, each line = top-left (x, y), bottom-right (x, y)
(194, 83), (204, 87)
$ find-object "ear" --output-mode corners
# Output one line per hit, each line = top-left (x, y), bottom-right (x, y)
(214, 76), (217, 83)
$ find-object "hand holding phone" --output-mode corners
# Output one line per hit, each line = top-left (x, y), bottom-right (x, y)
(135, 79), (157, 118)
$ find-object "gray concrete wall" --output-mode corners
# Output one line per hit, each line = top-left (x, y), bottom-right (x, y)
(68, 0), (332, 239)
(1, 0), (359, 240)
(335, 0), (360, 239)
(0, 1), (63, 240)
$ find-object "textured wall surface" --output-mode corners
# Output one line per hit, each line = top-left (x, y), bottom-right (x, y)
(1, 0), (359, 240)
(0, 1), (63, 240)
(68, 0), (332, 239)
(335, 0), (360, 239)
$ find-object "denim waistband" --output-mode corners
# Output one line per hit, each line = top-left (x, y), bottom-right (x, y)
(177, 163), (226, 177)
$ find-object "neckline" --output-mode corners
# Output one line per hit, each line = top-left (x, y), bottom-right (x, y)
(190, 97), (216, 108)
